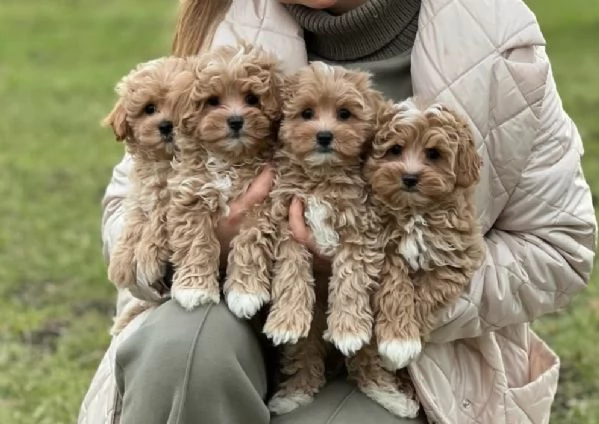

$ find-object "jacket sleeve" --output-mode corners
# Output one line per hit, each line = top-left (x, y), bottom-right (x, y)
(429, 49), (597, 344)
(102, 154), (164, 302)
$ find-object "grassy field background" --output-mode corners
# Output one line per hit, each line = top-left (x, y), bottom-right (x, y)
(0, 0), (597, 422)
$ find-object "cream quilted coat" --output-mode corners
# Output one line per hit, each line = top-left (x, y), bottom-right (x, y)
(79, 0), (597, 423)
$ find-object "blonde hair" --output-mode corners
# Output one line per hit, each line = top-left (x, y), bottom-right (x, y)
(171, 0), (232, 57)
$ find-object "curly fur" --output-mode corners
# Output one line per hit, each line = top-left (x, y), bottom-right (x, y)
(262, 62), (382, 350)
(104, 57), (192, 305)
(364, 98), (486, 370)
(167, 44), (282, 311)
(255, 63), (415, 417)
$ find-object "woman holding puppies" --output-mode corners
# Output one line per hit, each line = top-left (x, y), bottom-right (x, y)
(79, 0), (596, 423)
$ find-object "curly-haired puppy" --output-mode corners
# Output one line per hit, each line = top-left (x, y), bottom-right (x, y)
(167, 44), (282, 311)
(260, 63), (402, 415)
(364, 99), (485, 370)
(105, 57), (191, 297)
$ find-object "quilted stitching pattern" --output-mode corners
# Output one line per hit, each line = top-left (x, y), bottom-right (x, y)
(410, 1), (595, 423)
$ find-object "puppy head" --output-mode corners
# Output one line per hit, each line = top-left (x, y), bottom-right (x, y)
(103, 57), (192, 160)
(279, 62), (382, 169)
(177, 44), (283, 157)
(365, 99), (481, 209)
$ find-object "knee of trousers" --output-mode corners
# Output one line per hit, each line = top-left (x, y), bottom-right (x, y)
(115, 300), (267, 397)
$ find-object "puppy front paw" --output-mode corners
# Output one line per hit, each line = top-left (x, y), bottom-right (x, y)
(378, 338), (422, 371)
(324, 327), (370, 357)
(172, 287), (220, 311)
(361, 386), (420, 418)
(268, 392), (313, 415)
(171, 270), (220, 311)
(226, 290), (269, 319)
(324, 310), (371, 356)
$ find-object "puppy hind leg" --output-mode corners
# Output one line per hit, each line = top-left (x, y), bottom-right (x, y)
(268, 306), (328, 415)
(347, 343), (420, 418)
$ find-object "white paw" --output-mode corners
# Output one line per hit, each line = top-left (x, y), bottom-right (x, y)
(327, 331), (370, 356)
(361, 386), (420, 418)
(378, 338), (422, 371)
(226, 291), (269, 319)
(268, 393), (313, 415)
(265, 329), (301, 346)
(172, 288), (220, 311)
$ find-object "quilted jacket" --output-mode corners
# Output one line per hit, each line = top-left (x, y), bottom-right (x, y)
(79, 1), (597, 423)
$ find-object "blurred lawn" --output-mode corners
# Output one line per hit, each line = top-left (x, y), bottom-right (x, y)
(0, 0), (596, 423)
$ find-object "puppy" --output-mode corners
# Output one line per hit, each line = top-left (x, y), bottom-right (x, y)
(261, 63), (407, 415)
(167, 44), (282, 311)
(105, 57), (191, 299)
(364, 99), (485, 370)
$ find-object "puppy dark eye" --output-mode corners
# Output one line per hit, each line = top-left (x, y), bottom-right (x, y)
(301, 108), (314, 120)
(337, 108), (351, 121)
(207, 96), (220, 106)
(425, 148), (441, 160)
(245, 93), (260, 106)
(144, 104), (156, 115)
(388, 145), (402, 156)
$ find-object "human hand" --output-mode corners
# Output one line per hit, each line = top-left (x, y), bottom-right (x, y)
(216, 165), (274, 264)
(288, 197), (332, 276)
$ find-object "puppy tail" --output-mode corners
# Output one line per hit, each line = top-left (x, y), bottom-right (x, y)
(110, 299), (156, 336)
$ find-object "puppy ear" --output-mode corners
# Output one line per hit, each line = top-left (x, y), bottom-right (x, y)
(455, 116), (482, 188)
(103, 99), (130, 141)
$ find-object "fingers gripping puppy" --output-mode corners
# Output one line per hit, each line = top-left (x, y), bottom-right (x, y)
(168, 45), (282, 311)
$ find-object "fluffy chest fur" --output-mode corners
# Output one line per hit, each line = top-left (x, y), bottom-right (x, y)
(195, 156), (243, 217)
(398, 215), (458, 272)
(304, 196), (340, 256)
(271, 155), (370, 257)
(176, 151), (266, 217)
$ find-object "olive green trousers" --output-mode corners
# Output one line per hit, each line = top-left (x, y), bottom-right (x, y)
(115, 300), (426, 424)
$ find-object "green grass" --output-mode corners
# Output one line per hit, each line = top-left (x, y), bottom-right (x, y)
(526, 1), (599, 422)
(0, 0), (597, 422)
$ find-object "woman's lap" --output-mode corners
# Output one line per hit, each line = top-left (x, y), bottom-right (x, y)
(115, 300), (425, 424)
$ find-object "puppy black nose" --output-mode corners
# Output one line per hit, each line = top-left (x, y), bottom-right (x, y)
(316, 131), (334, 147)
(158, 120), (173, 135)
(401, 174), (419, 188)
(227, 115), (244, 131)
